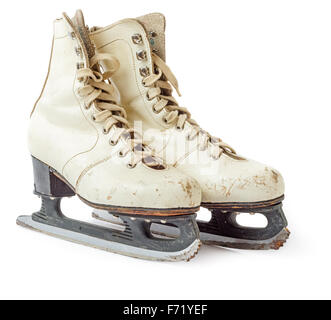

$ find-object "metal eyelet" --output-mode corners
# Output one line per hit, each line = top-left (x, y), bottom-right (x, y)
(103, 128), (109, 135)
(75, 47), (82, 56)
(136, 50), (147, 61)
(132, 34), (143, 44)
(127, 163), (136, 169)
(149, 32), (157, 47)
(84, 103), (90, 110)
(162, 117), (168, 124)
(152, 105), (160, 114)
(139, 67), (150, 77)
(146, 92), (153, 101)
(118, 151), (125, 158)
(186, 134), (194, 141)
(91, 115), (96, 121)
(76, 62), (84, 70)
(109, 139), (118, 146)
(176, 125), (184, 131)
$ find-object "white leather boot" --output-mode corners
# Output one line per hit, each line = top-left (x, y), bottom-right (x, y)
(17, 11), (202, 261)
(90, 13), (290, 250)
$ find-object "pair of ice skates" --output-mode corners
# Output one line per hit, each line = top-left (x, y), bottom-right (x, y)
(17, 10), (290, 261)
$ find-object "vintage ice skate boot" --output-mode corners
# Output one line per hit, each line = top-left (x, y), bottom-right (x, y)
(89, 13), (290, 250)
(16, 11), (202, 261)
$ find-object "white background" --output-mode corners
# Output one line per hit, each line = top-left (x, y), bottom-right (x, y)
(0, 0), (330, 300)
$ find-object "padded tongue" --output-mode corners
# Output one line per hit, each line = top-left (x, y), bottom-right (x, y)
(136, 13), (166, 61)
(72, 9), (95, 59)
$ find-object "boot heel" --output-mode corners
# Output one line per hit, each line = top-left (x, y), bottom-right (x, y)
(31, 156), (75, 197)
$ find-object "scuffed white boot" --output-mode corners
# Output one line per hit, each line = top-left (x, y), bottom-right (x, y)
(17, 10), (202, 261)
(89, 13), (289, 250)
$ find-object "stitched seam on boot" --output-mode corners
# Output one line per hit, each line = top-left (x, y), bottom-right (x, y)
(61, 65), (100, 178)
(75, 156), (112, 192)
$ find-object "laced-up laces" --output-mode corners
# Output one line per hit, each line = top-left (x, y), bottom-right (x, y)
(143, 53), (239, 160)
(77, 53), (164, 169)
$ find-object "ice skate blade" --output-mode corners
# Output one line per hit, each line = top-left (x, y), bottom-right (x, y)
(134, 223), (289, 250)
(16, 215), (201, 262)
(138, 222), (290, 250)
(92, 210), (290, 250)
(198, 201), (289, 250)
(149, 223), (290, 250)
(200, 228), (290, 250)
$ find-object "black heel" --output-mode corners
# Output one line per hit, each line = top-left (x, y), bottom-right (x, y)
(31, 156), (75, 197)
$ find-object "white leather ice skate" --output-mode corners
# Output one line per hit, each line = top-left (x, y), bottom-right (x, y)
(90, 13), (290, 250)
(17, 11), (202, 261)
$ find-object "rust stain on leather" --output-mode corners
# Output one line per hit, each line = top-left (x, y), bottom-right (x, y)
(179, 180), (193, 198)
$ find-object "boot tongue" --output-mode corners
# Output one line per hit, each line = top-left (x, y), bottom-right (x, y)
(72, 9), (95, 59)
(136, 13), (166, 61)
